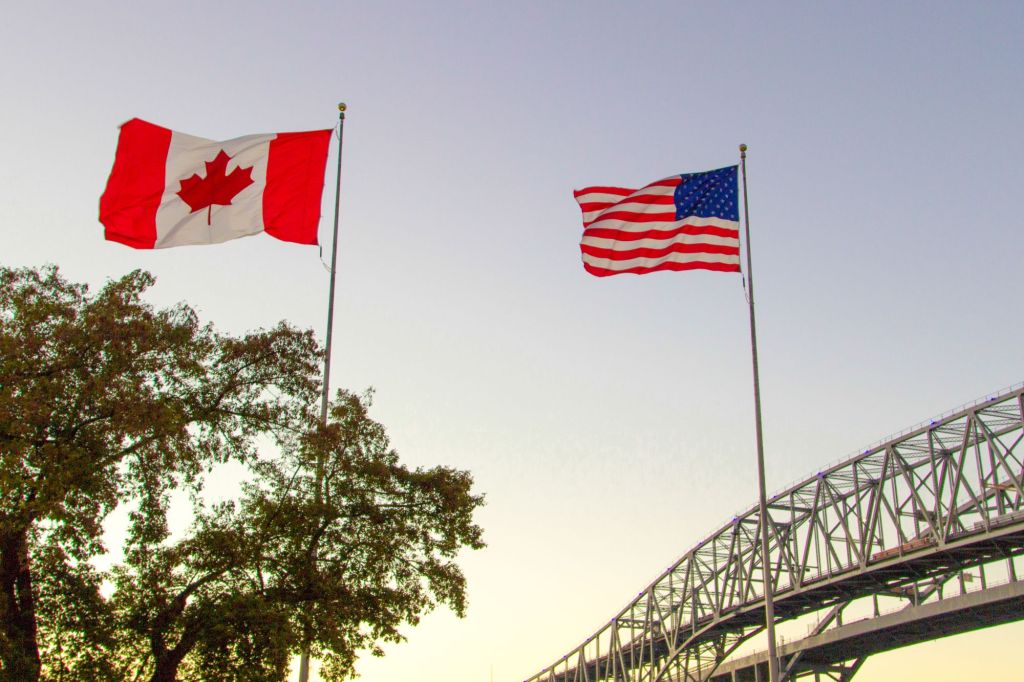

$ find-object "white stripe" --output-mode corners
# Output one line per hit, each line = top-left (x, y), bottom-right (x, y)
(581, 233), (739, 250)
(582, 251), (740, 270)
(584, 216), (739, 234)
(574, 190), (636, 204)
(629, 184), (676, 197)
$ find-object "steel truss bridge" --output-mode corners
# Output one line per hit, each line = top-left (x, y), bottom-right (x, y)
(524, 384), (1024, 682)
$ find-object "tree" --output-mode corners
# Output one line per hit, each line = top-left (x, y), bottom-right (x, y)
(1, 265), (485, 680)
(0, 265), (321, 680)
(108, 390), (485, 682)
(34, 534), (119, 681)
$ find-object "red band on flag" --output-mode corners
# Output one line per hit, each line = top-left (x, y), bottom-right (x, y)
(99, 118), (171, 249)
(581, 243), (740, 261)
(585, 210), (679, 224)
(572, 186), (635, 198)
(264, 130), (332, 245)
(584, 224), (740, 242)
(583, 260), (740, 277)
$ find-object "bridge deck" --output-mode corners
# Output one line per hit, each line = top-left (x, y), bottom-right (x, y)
(708, 579), (1024, 680)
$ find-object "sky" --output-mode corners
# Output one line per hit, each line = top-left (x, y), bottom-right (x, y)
(1, 2), (1023, 680)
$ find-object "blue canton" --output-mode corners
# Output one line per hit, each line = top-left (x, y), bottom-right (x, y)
(673, 165), (739, 221)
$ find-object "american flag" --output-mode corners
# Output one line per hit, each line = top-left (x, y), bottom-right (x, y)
(573, 165), (741, 277)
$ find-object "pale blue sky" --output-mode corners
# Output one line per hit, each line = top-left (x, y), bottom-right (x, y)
(1, 2), (1022, 681)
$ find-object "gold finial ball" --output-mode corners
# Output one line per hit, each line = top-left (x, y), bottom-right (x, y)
(338, 102), (347, 112)
(739, 143), (748, 152)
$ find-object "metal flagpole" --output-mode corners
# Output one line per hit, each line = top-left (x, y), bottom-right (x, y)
(299, 101), (347, 682)
(320, 102), (348, 423)
(739, 143), (781, 682)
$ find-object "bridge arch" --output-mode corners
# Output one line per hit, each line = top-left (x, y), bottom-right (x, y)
(525, 384), (1024, 682)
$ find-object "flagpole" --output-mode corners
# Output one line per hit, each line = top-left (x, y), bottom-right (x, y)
(299, 101), (347, 682)
(320, 102), (347, 423)
(740, 143), (780, 682)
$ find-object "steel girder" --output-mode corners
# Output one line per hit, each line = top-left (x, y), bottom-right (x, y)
(523, 385), (1024, 682)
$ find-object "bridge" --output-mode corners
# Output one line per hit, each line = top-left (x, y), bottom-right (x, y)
(523, 384), (1024, 682)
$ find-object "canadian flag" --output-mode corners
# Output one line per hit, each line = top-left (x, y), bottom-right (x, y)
(100, 118), (332, 249)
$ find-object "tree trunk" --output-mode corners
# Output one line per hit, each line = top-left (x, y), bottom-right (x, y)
(150, 650), (188, 682)
(0, 529), (41, 681)
(149, 620), (199, 682)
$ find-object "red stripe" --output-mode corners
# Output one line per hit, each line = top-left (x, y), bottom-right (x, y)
(263, 129), (332, 245)
(613, 194), (675, 205)
(643, 177), (682, 188)
(99, 118), (171, 249)
(581, 243), (740, 260)
(577, 202), (615, 214)
(583, 224), (739, 241)
(574, 186), (636, 198)
(583, 210), (678, 226)
(583, 261), (740, 277)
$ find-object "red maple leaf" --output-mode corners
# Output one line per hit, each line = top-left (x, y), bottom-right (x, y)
(176, 150), (255, 225)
